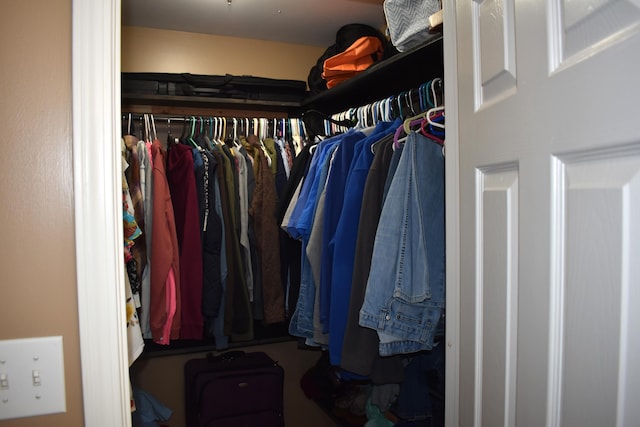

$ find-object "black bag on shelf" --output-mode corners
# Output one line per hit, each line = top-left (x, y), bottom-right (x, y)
(180, 74), (307, 102)
(184, 350), (285, 427)
(121, 72), (188, 96)
(122, 72), (308, 103)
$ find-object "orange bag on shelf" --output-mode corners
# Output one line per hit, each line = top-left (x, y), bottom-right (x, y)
(321, 36), (384, 89)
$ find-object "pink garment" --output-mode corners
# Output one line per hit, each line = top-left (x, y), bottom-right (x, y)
(150, 140), (181, 344)
(157, 267), (177, 345)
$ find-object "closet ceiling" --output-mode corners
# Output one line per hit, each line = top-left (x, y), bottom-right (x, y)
(121, 0), (387, 47)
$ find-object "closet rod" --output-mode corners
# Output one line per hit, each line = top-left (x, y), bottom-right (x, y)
(122, 114), (296, 123)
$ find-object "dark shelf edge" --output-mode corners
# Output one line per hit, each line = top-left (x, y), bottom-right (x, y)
(121, 93), (303, 109)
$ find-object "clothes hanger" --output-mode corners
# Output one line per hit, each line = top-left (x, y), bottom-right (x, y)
(216, 117), (225, 146)
(127, 113), (132, 136)
(143, 114), (149, 142)
(302, 110), (356, 133)
(395, 93), (402, 119)
(431, 78), (443, 107)
(401, 101), (445, 135)
(403, 110), (429, 134)
(193, 116), (203, 146)
(186, 116), (198, 148)
(260, 140), (272, 168)
(395, 118), (422, 148)
(393, 121), (407, 149)
(386, 96), (395, 121)
(419, 119), (445, 144)
(232, 118), (238, 144)
(214, 117), (222, 145)
(142, 114), (147, 143)
(232, 118), (242, 148)
(406, 91), (416, 117)
(300, 118), (306, 140)
(197, 117), (212, 150)
(137, 115), (143, 141)
(210, 117), (218, 146)
(373, 102), (382, 125)
(150, 114), (157, 142)
(220, 117), (227, 145)
(201, 117), (213, 150)
(235, 118), (242, 140)
(179, 116), (188, 142)
(426, 106), (445, 129)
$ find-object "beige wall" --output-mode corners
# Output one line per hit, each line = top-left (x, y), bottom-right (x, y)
(122, 26), (325, 83)
(0, 1), (83, 426)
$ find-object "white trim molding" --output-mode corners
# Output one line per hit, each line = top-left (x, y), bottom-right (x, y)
(443, 0), (461, 425)
(72, 0), (130, 425)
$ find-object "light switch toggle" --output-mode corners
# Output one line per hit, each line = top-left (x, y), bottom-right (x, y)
(0, 373), (8, 390)
(32, 370), (41, 386)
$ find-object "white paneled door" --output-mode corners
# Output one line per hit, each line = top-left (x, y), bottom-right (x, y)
(451, 0), (640, 426)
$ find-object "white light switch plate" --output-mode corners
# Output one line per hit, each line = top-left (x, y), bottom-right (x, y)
(0, 336), (66, 420)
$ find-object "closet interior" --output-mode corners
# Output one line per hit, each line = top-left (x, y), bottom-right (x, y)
(122, 31), (445, 427)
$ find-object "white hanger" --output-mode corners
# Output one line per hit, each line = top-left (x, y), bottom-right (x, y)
(426, 106), (445, 129)
(259, 138), (272, 168)
(431, 77), (443, 107)
(151, 114), (157, 141)
(211, 117), (218, 144)
(233, 118), (238, 142)
(143, 114), (150, 142)
(300, 119), (307, 140)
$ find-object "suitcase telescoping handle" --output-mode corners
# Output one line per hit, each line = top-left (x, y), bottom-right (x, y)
(206, 350), (245, 363)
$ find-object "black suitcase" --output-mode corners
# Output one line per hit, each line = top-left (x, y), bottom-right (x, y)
(184, 350), (285, 427)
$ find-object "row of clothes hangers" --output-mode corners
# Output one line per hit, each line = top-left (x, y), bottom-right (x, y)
(320, 78), (445, 137)
(124, 78), (444, 156)
(393, 105), (445, 149)
(396, 79), (445, 146)
(123, 114), (309, 155)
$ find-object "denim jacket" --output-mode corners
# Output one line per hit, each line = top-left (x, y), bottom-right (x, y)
(359, 132), (445, 356)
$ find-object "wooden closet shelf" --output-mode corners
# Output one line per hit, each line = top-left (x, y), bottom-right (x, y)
(121, 93), (301, 111)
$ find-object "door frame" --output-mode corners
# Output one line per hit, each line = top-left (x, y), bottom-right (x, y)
(72, 1), (131, 425)
(443, 1), (461, 425)
(70, 1), (462, 425)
